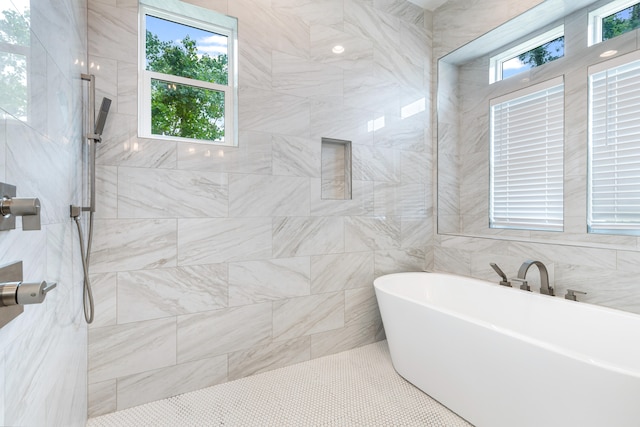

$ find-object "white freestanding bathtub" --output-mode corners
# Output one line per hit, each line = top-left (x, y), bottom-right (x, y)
(374, 272), (640, 427)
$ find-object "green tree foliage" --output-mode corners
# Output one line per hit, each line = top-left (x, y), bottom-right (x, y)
(518, 36), (564, 67)
(603, 5), (640, 41)
(0, 8), (30, 119)
(146, 30), (228, 141)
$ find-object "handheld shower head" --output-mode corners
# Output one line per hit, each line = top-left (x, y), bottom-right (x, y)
(94, 97), (112, 136)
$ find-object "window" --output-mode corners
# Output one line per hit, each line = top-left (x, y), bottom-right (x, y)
(139, 0), (237, 145)
(490, 26), (564, 83)
(490, 77), (565, 231)
(589, 0), (640, 46)
(0, 1), (30, 121)
(588, 51), (640, 234)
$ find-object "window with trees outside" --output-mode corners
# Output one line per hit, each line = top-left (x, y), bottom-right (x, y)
(589, 0), (640, 46)
(139, 0), (237, 145)
(0, 1), (29, 121)
(490, 26), (564, 83)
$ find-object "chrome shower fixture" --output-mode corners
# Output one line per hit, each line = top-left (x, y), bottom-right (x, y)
(92, 97), (112, 141)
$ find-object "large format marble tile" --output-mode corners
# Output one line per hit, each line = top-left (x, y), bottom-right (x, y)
(272, 0), (343, 26)
(229, 174), (310, 217)
(95, 165), (118, 219)
(96, 137), (177, 169)
(351, 145), (399, 182)
(118, 168), (228, 218)
(88, 1), (137, 62)
(88, 318), (177, 383)
(374, 248), (426, 276)
(344, 216), (401, 252)
(310, 100), (375, 147)
(117, 356), (228, 410)
(344, 0), (400, 50)
(88, 380), (117, 418)
(311, 252), (375, 293)
(272, 134), (321, 178)
(310, 179), (374, 216)
(88, 272), (117, 329)
(239, 42), (272, 90)
(373, 0), (425, 26)
(239, 86), (310, 137)
(374, 182), (427, 217)
(228, 337), (311, 380)
(310, 322), (378, 359)
(177, 131), (272, 174)
(345, 286), (381, 326)
(272, 51), (343, 103)
(272, 216), (344, 258)
(117, 61), (137, 115)
(273, 292), (344, 341)
(177, 303), (273, 363)
(178, 218), (272, 265)
(229, 0), (310, 58)
(229, 257), (310, 306)
(117, 264), (228, 323)
(91, 219), (177, 273)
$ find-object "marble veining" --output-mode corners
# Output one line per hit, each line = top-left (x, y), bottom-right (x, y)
(117, 264), (228, 323)
(228, 258), (310, 306)
(88, 318), (177, 383)
(273, 292), (345, 341)
(177, 303), (273, 363)
(85, 0), (431, 413)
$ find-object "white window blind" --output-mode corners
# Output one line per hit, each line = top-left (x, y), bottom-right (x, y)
(490, 77), (564, 231)
(588, 53), (640, 234)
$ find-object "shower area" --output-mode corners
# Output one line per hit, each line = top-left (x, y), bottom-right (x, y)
(0, 0), (433, 425)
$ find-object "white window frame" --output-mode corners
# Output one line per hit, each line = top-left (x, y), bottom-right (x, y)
(588, 0), (640, 46)
(489, 76), (565, 232)
(139, 0), (238, 146)
(588, 50), (640, 234)
(489, 25), (564, 84)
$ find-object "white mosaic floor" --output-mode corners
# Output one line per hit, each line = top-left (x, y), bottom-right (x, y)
(87, 341), (473, 427)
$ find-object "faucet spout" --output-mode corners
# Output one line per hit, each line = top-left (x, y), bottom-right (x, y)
(517, 260), (554, 296)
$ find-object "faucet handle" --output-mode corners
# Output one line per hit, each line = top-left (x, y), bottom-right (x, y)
(511, 277), (531, 291)
(565, 289), (587, 301)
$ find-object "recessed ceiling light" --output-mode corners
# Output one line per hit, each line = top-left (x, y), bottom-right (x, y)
(332, 45), (345, 54)
(600, 50), (618, 58)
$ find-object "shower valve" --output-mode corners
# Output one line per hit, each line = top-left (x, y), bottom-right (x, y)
(1, 196), (41, 230)
(0, 280), (57, 306)
(0, 181), (41, 231)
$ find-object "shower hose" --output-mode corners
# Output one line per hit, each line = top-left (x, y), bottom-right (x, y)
(74, 212), (95, 324)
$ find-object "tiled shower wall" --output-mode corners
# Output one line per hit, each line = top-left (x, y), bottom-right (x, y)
(433, 0), (640, 314)
(0, 0), (88, 426)
(87, 0), (432, 415)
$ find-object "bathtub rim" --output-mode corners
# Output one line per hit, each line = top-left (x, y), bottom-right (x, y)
(374, 271), (640, 379)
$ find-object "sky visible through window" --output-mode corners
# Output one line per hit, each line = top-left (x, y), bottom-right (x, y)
(502, 37), (564, 79)
(603, 4), (640, 40)
(146, 15), (227, 58)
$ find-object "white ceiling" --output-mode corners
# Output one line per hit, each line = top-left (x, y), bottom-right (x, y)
(407, 0), (450, 11)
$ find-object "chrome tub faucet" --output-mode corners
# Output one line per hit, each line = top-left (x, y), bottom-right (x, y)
(517, 260), (554, 296)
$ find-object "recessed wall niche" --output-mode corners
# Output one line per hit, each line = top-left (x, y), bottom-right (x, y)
(320, 138), (352, 200)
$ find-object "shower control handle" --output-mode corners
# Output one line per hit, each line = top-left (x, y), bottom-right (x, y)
(0, 197), (41, 230)
(0, 280), (56, 306)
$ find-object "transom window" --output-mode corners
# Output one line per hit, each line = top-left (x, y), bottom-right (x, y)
(490, 26), (564, 83)
(589, 0), (640, 46)
(139, 0), (237, 145)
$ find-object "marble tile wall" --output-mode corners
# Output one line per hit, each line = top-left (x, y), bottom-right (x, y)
(0, 0), (88, 426)
(87, 0), (432, 415)
(433, 0), (640, 316)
